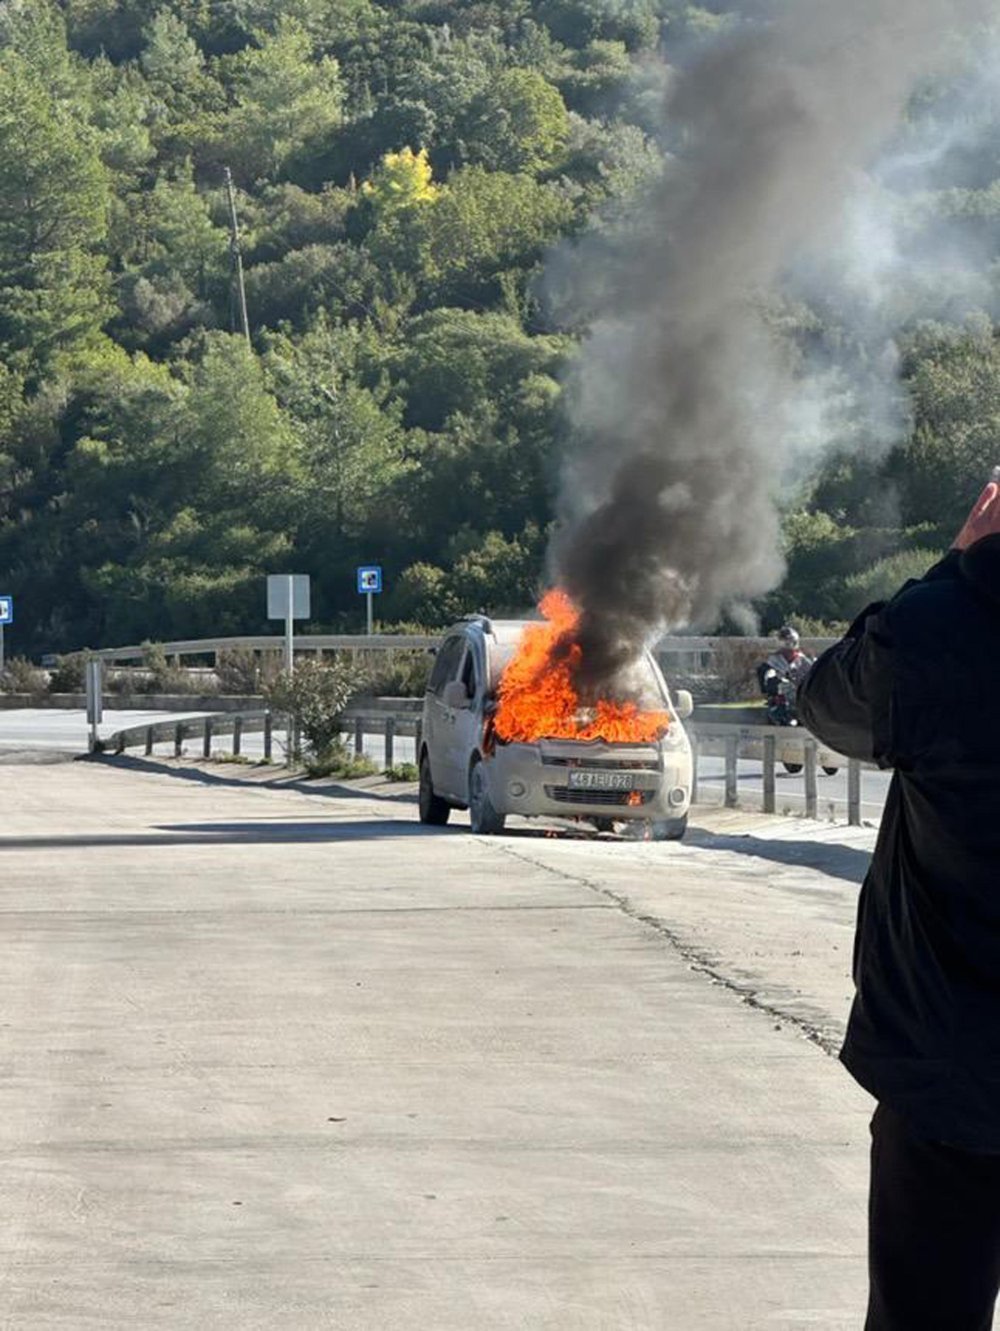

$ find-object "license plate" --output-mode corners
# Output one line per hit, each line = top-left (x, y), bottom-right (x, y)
(567, 770), (635, 792)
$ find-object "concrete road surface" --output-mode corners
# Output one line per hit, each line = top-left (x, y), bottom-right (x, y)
(0, 756), (882, 1330)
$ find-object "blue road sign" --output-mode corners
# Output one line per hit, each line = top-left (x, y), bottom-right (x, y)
(357, 566), (383, 595)
(0, 596), (12, 626)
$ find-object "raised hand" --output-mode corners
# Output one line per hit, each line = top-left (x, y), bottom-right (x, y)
(953, 476), (1000, 551)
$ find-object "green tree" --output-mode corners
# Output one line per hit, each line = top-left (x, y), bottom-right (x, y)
(220, 21), (344, 183)
(264, 322), (411, 544)
(901, 329), (1000, 535)
(459, 68), (570, 174)
(415, 166), (575, 305)
(0, 49), (111, 369)
(141, 9), (208, 103)
(110, 164), (228, 346)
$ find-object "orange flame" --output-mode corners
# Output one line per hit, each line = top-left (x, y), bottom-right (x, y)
(493, 589), (671, 744)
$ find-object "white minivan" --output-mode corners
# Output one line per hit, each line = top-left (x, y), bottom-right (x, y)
(419, 615), (694, 838)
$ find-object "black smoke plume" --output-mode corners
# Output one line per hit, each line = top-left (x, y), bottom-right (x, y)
(551, 0), (989, 697)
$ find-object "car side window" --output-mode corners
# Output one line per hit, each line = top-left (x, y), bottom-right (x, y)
(460, 647), (478, 698)
(429, 637), (464, 694)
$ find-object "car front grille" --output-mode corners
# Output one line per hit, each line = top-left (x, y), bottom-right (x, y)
(543, 786), (656, 807)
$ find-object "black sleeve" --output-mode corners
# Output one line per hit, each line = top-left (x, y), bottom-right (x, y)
(797, 605), (892, 763)
(797, 551), (962, 765)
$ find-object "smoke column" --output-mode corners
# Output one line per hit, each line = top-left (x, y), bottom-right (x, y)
(551, 0), (990, 696)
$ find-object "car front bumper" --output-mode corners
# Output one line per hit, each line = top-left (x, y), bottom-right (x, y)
(485, 737), (691, 822)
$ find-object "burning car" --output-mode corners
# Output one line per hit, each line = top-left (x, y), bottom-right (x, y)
(418, 592), (694, 838)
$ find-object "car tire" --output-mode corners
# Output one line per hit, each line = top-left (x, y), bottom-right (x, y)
(822, 766), (839, 776)
(650, 814), (688, 841)
(783, 762), (804, 775)
(468, 757), (506, 835)
(418, 753), (450, 826)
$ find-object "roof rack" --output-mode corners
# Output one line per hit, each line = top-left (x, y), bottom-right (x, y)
(458, 613), (494, 633)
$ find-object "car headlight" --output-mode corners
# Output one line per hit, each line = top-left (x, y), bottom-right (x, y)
(659, 723), (688, 752)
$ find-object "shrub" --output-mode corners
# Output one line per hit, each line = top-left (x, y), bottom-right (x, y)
(264, 657), (363, 763)
(48, 651), (88, 692)
(0, 656), (48, 696)
(363, 649), (431, 697)
(137, 643), (213, 695)
(216, 647), (282, 695)
(304, 740), (378, 780)
(711, 639), (765, 702)
(842, 548), (943, 618)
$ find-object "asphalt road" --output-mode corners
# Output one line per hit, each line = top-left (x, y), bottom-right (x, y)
(0, 750), (887, 1329)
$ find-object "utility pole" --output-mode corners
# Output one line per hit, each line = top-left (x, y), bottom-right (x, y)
(224, 166), (251, 348)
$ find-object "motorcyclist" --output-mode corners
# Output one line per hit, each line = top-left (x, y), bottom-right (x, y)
(757, 625), (814, 703)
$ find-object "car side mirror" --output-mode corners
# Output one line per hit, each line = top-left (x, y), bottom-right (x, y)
(674, 689), (694, 720)
(442, 680), (471, 710)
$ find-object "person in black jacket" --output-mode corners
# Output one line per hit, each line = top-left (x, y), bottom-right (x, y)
(798, 477), (1000, 1331)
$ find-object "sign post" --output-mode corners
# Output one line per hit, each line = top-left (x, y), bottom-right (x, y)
(85, 657), (103, 753)
(356, 566), (382, 635)
(0, 596), (12, 675)
(266, 574), (311, 675)
(267, 574), (311, 769)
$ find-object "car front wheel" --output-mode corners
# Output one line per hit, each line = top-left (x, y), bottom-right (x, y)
(468, 757), (506, 835)
(418, 753), (451, 826)
(650, 814), (688, 841)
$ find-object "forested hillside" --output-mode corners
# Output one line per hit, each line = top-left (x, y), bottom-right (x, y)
(1, 0), (998, 652)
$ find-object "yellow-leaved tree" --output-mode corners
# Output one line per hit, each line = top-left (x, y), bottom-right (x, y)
(362, 146), (438, 218)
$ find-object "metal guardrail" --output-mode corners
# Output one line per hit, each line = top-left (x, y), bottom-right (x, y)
(103, 710), (277, 761)
(95, 635), (439, 664)
(102, 705), (871, 828)
(691, 722), (869, 826)
(94, 633), (837, 668)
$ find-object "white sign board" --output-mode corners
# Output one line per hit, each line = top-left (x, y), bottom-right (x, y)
(0, 596), (12, 625)
(267, 574), (311, 621)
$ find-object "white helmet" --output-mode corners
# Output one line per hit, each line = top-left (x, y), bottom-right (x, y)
(778, 625), (800, 650)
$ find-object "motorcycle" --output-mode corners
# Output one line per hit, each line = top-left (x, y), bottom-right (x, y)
(763, 676), (839, 776)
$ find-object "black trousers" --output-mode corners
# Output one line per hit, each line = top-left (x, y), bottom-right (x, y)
(866, 1102), (1000, 1330)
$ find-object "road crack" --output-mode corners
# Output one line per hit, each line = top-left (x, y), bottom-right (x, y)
(486, 837), (841, 1057)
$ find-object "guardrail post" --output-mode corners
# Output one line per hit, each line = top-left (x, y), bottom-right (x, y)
(763, 733), (776, 814)
(848, 759), (862, 827)
(804, 740), (818, 819)
(174, 722), (183, 758)
(145, 726), (154, 757)
(202, 717), (213, 759)
(724, 734), (738, 808)
(263, 712), (273, 762)
(689, 730), (699, 804)
(233, 716), (243, 757)
(354, 717), (364, 757)
(384, 715), (395, 769)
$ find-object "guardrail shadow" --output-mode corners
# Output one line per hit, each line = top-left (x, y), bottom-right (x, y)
(85, 752), (420, 807)
(685, 827), (871, 884)
(155, 819), (447, 843)
(0, 818), (455, 850)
